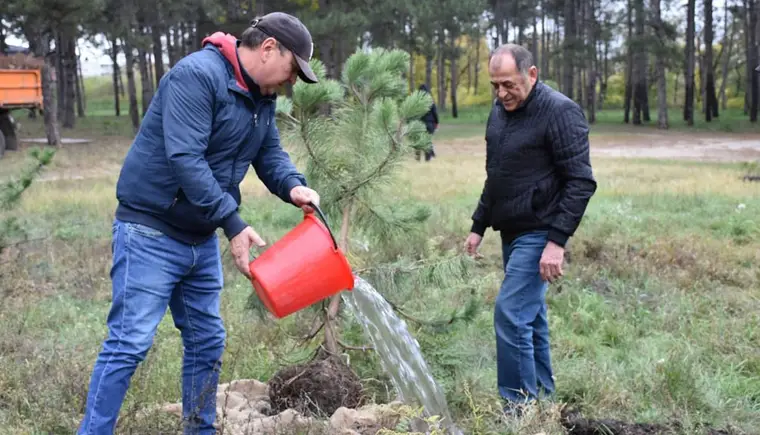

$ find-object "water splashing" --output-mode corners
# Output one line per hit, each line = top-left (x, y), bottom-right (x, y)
(342, 275), (463, 435)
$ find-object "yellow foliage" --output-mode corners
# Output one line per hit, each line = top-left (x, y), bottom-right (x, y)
(727, 96), (744, 109)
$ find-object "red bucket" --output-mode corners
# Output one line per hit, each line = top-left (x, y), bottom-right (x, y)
(248, 204), (354, 318)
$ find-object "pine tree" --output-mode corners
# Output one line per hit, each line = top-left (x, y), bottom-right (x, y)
(0, 147), (55, 254)
(275, 48), (439, 353)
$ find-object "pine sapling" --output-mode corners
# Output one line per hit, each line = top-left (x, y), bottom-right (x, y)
(276, 48), (434, 354)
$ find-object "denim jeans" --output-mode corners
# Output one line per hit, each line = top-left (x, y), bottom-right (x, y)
(494, 230), (555, 404)
(78, 220), (226, 434)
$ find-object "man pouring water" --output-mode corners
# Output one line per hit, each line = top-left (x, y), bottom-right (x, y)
(78, 12), (321, 434)
(464, 44), (597, 414)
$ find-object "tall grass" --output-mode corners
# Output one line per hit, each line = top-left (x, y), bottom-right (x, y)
(1, 121), (758, 434)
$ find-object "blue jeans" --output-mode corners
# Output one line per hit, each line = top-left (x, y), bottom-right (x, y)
(494, 230), (555, 404)
(78, 220), (226, 434)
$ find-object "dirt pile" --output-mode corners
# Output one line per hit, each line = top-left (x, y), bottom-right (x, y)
(161, 358), (406, 435)
(560, 407), (743, 435)
(268, 353), (366, 417)
(0, 53), (44, 69)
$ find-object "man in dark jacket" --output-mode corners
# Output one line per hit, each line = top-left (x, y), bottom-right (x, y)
(78, 12), (321, 435)
(464, 44), (596, 411)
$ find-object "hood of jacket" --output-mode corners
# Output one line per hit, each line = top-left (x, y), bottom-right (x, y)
(201, 32), (249, 92)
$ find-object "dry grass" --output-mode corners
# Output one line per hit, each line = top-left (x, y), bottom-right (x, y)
(1, 126), (759, 434)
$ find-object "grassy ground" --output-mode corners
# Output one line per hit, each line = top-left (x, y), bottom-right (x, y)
(0, 111), (759, 434)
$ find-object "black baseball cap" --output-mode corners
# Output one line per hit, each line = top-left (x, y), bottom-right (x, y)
(250, 12), (318, 84)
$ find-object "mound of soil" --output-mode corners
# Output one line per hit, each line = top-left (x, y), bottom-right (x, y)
(268, 353), (366, 418)
(561, 408), (676, 435)
(560, 408), (741, 435)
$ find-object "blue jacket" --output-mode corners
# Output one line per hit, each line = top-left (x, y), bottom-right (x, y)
(115, 32), (306, 244)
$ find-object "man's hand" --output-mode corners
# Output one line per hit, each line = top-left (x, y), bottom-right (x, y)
(540, 241), (565, 283)
(290, 185), (320, 213)
(230, 226), (266, 279)
(464, 232), (484, 259)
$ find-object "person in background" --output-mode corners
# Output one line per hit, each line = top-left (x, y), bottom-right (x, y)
(77, 12), (321, 435)
(464, 43), (596, 415)
(417, 84), (439, 161)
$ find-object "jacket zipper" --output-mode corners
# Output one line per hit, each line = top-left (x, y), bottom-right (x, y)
(227, 103), (262, 191)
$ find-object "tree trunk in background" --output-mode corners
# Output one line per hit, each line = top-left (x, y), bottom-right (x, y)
(624, 0), (633, 123)
(32, 32), (61, 147)
(685, 0), (695, 125)
(75, 48), (86, 118)
(123, 34), (141, 131)
(654, 0), (668, 129)
(152, 25), (166, 84)
(704, 0), (719, 121)
(474, 33), (480, 94)
(562, 0), (575, 99)
(450, 49), (459, 118)
(110, 35), (121, 117)
(749, 0), (759, 122)
(62, 32), (77, 129)
(437, 30), (446, 111)
(719, 8), (735, 110)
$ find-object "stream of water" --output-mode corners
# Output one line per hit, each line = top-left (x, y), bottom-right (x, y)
(341, 275), (463, 435)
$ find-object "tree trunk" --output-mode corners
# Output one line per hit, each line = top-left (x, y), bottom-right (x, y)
(532, 13), (539, 69)
(634, 0), (650, 123)
(585, 0), (596, 123)
(152, 25), (166, 84)
(437, 31), (446, 111)
(450, 48), (459, 118)
(474, 33), (480, 94)
(425, 55), (433, 91)
(173, 26), (183, 63)
(562, 0), (576, 99)
(324, 203), (353, 355)
(63, 33), (77, 128)
(55, 31), (65, 123)
(750, 0), (759, 122)
(704, 0), (718, 121)
(554, 11), (562, 85)
(123, 36), (141, 132)
(654, 0), (668, 129)
(744, 0), (752, 115)
(75, 50), (86, 118)
(409, 36), (415, 93)
(674, 72), (679, 106)
(719, 8), (735, 110)
(38, 33), (61, 147)
(541, 0), (549, 76)
(624, 0), (633, 123)
(598, 37), (609, 109)
(684, 0), (696, 125)
(110, 35), (121, 117)
(138, 48), (154, 116)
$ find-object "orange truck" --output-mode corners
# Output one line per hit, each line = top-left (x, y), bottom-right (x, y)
(0, 68), (44, 157)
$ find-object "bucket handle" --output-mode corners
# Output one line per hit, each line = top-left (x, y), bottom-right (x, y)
(309, 202), (339, 251)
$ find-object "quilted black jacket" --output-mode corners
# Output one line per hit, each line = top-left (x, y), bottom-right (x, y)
(470, 81), (597, 247)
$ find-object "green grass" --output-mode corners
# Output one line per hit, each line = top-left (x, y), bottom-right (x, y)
(0, 108), (759, 434)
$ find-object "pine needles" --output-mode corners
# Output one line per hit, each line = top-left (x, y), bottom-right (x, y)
(0, 147), (55, 253)
(274, 48), (480, 353)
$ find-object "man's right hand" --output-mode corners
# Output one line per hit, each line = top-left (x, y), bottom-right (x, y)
(230, 226), (266, 279)
(464, 232), (483, 259)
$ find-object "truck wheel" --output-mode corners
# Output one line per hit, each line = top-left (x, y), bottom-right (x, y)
(0, 112), (17, 151)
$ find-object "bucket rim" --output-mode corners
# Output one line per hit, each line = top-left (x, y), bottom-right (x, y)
(305, 213), (354, 284)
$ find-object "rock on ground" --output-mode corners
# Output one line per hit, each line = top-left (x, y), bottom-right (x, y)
(161, 379), (407, 435)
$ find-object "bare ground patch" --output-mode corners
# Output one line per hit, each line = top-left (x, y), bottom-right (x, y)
(435, 130), (760, 162)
